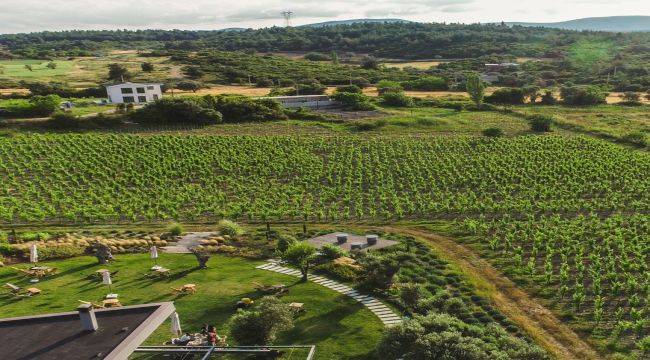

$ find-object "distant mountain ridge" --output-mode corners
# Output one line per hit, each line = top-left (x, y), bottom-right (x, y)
(301, 18), (411, 28)
(506, 16), (650, 32)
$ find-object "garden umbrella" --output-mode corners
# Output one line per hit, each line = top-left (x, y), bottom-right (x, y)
(150, 246), (159, 269)
(29, 244), (38, 263)
(102, 270), (113, 293)
(170, 312), (182, 336)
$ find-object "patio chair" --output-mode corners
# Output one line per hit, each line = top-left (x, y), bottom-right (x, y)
(4, 283), (22, 295)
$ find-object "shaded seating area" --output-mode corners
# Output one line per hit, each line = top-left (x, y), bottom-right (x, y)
(3, 283), (41, 297)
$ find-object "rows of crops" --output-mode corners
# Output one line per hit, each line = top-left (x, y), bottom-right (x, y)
(0, 134), (648, 223)
(461, 214), (649, 352)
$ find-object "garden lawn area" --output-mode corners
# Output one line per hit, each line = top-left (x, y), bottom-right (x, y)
(0, 253), (383, 359)
(0, 59), (74, 79)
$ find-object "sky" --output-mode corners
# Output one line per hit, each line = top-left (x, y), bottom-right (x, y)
(0, 0), (648, 34)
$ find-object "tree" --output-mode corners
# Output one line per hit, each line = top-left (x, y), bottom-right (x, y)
(560, 86), (607, 105)
(46, 62), (57, 69)
(176, 80), (203, 93)
(485, 87), (525, 105)
(108, 63), (131, 82)
(276, 234), (297, 253)
(141, 62), (154, 72)
(361, 56), (380, 70)
(129, 98), (222, 125)
(465, 73), (485, 109)
(282, 242), (317, 282)
(331, 51), (339, 65)
(24, 64), (33, 72)
(183, 66), (204, 79)
(381, 91), (414, 107)
(90, 241), (114, 265)
(229, 296), (294, 345)
(29, 95), (61, 116)
(621, 92), (641, 103)
(190, 247), (211, 269)
(482, 127), (504, 137)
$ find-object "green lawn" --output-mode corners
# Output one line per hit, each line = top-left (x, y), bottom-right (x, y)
(0, 59), (74, 79)
(0, 254), (383, 359)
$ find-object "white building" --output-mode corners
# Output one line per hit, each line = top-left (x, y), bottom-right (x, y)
(105, 82), (163, 104)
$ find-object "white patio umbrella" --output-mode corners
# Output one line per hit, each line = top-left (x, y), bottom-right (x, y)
(29, 244), (38, 263)
(102, 270), (113, 293)
(150, 245), (161, 269)
(170, 312), (182, 336)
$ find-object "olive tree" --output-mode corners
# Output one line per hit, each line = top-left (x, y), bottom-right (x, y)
(281, 242), (317, 282)
(465, 72), (485, 109)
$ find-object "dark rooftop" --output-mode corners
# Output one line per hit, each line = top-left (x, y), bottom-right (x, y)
(0, 302), (175, 360)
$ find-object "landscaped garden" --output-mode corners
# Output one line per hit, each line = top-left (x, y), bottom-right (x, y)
(0, 252), (384, 359)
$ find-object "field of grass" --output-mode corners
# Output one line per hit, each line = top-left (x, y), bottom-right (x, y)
(516, 104), (650, 146)
(0, 52), (175, 87)
(0, 253), (383, 359)
(567, 39), (614, 72)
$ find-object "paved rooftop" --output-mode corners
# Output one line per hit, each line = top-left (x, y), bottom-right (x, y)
(0, 302), (175, 360)
(307, 233), (398, 252)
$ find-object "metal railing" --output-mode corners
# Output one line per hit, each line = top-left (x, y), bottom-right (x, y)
(133, 345), (316, 360)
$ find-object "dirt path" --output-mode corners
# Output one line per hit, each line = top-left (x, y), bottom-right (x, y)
(381, 226), (600, 360)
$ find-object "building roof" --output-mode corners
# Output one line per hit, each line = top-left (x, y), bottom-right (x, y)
(105, 82), (163, 89)
(0, 302), (176, 360)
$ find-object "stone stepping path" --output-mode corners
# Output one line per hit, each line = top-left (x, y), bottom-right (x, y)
(256, 262), (403, 326)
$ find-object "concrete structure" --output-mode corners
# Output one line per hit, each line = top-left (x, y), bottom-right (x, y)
(261, 95), (337, 109)
(0, 302), (176, 360)
(307, 232), (399, 252)
(105, 82), (163, 104)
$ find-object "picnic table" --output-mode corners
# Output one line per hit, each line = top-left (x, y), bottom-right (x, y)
(102, 298), (122, 308)
(149, 267), (171, 278)
(172, 284), (197, 295)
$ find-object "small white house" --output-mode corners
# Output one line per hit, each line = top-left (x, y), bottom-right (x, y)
(105, 82), (163, 104)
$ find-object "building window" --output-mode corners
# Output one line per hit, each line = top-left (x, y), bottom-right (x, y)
(147, 86), (155, 90)
(138, 96), (147, 102)
(153, 94), (159, 100)
(121, 88), (134, 94)
(123, 96), (135, 103)
(136, 87), (145, 94)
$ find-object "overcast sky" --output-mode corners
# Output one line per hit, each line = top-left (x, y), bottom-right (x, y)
(0, 0), (648, 34)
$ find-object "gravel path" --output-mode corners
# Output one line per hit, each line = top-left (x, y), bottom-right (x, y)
(256, 261), (403, 326)
(162, 232), (218, 253)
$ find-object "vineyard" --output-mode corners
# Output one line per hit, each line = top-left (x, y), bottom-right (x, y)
(459, 214), (649, 354)
(0, 134), (648, 224)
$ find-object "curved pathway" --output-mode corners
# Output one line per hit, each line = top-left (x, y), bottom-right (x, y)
(256, 261), (403, 326)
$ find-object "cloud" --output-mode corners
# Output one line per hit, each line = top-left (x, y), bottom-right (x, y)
(0, 0), (648, 33)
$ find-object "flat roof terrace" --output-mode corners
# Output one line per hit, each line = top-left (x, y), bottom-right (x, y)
(307, 232), (399, 252)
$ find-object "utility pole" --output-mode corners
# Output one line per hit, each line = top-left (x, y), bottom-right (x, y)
(282, 11), (293, 27)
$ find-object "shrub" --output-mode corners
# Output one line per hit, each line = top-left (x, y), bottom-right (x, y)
(529, 114), (553, 132)
(336, 85), (362, 94)
(349, 119), (387, 131)
(167, 223), (184, 236)
(619, 92), (642, 105)
(304, 52), (330, 61)
(357, 252), (400, 291)
(217, 219), (244, 237)
(319, 243), (347, 260)
(361, 56), (380, 70)
(482, 127), (504, 137)
(332, 92), (375, 111)
(34, 245), (84, 260)
(376, 80), (403, 95)
(351, 77), (371, 88)
(203, 94), (286, 122)
(255, 78), (274, 87)
(314, 262), (358, 282)
(485, 88), (525, 105)
(44, 112), (88, 130)
(276, 234), (297, 253)
(141, 62), (154, 72)
(229, 296), (294, 346)
(402, 76), (447, 91)
(381, 91), (414, 107)
(560, 86), (607, 105)
(540, 90), (557, 105)
(130, 98), (222, 126)
(284, 81), (327, 96)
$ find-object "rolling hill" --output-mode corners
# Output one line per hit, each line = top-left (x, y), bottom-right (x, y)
(507, 16), (650, 32)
